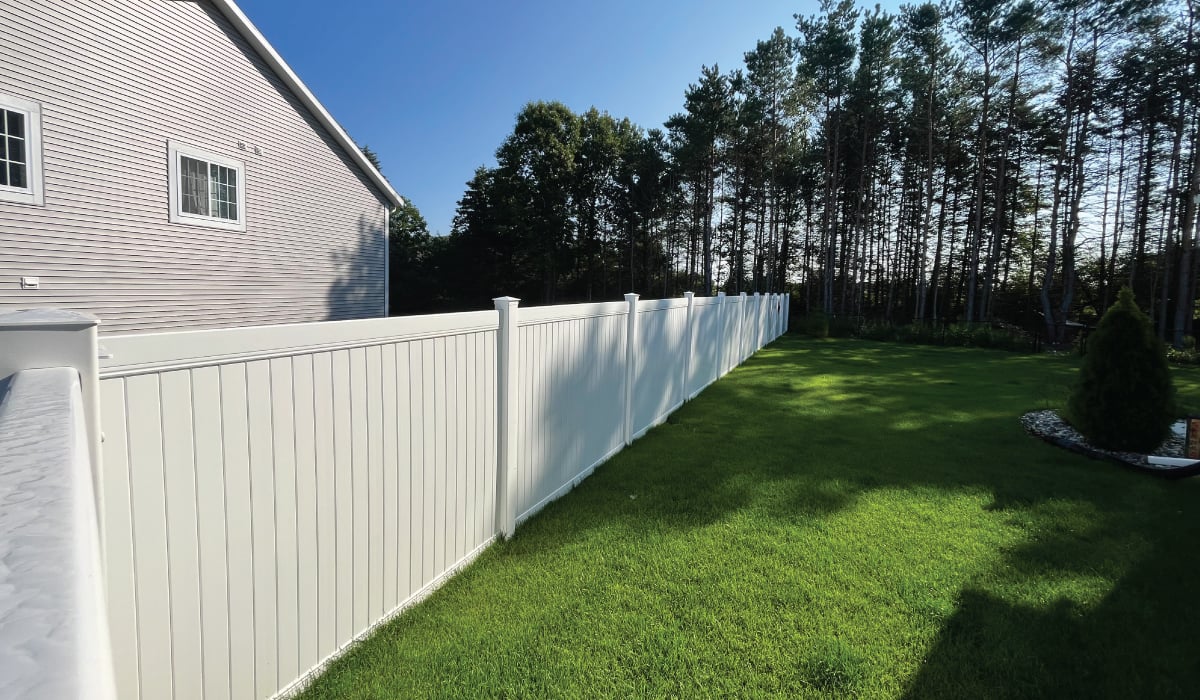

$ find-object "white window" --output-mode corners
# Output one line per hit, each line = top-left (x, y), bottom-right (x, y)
(0, 94), (44, 206)
(167, 140), (245, 231)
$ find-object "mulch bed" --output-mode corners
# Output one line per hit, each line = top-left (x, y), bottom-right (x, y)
(1020, 410), (1200, 480)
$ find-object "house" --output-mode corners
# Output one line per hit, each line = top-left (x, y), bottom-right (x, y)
(0, 0), (403, 334)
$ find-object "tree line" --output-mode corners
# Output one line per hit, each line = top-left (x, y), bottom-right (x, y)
(387, 0), (1200, 346)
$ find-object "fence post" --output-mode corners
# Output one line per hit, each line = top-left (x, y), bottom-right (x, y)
(682, 291), (695, 402)
(767, 294), (774, 340)
(716, 292), (728, 377)
(752, 292), (759, 353)
(493, 296), (520, 539)
(783, 293), (790, 334)
(738, 292), (748, 363)
(624, 293), (640, 446)
(776, 294), (782, 339)
(775, 294), (782, 339)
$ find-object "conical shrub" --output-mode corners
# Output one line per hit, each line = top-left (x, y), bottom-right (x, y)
(1067, 287), (1176, 452)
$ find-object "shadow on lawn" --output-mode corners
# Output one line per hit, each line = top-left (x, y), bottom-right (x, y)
(900, 534), (1200, 699)
(512, 336), (1200, 695)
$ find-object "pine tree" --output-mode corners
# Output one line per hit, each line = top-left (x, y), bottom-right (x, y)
(1067, 287), (1176, 452)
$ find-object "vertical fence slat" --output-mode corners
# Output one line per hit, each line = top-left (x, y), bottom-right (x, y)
(431, 337), (447, 576)
(190, 366), (230, 700)
(366, 346), (384, 621)
(446, 335), (460, 564)
(291, 354), (318, 675)
(269, 357), (299, 687)
(395, 343), (413, 602)
(219, 364), (254, 700)
(311, 352), (336, 660)
(349, 348), (370, 634)
(381, 344), (398, 613)
(160, 370), (203, 700)
(485, 328), (499, 537)
(462, 333), (476, 557)
(100, 378), (139, 700)
(125, 374), (173, 700)
(420, 339), (436, 586)
(331, 350), (353, 646)
(245, 360), (277, 698)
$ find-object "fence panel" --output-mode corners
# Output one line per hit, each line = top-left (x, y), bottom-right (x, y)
(633, 299), (690, 437)
(721, 295), (742, 375)
(89, 294), (784, 700)
(98, 312), (499, 700)
(513, 302), (627, 522)
(688, 296), (723, 396)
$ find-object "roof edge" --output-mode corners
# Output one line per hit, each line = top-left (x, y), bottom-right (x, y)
(209, 0), (404, 209)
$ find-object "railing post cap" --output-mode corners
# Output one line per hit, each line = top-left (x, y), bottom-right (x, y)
(739, 292), (747, 298)
(624, 292), (640, 301)
(683, 291), (694, 299)
(717, 291), (726, 298)
(492, 296), (521, 307)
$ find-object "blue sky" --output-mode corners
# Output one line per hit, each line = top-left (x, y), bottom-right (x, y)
(237, 0), (894, 235)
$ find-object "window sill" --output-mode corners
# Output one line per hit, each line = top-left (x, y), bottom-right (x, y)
(168, 212), (247, 232)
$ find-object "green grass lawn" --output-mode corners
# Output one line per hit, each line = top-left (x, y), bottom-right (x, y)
(299, 336), (1200, 699)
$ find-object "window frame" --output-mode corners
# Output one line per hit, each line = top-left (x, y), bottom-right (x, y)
(167, 140), (246, 231)
(0, 94), (45, 207)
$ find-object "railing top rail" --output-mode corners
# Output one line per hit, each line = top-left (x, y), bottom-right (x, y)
(100, 309), (499, 378)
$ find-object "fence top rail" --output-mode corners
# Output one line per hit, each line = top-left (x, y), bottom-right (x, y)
(516, 301), (629, 327)
(637, 298), (689, 312)
(99, 309), (499, 378)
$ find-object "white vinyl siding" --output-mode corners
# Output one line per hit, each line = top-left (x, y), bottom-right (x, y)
(0, 93), (44, 206)
(0, 0), (390, 333)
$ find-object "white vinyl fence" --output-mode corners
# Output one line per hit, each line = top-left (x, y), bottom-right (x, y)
(92, 291), (787, 699)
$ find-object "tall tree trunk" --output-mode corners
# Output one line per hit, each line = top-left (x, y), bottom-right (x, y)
(1174, 7), (1200, 346)
(966, 46), (992, 324)
(982, 38), (1022, 321)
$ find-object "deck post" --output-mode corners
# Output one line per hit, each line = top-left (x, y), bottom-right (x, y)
(0, 310), (102, 496)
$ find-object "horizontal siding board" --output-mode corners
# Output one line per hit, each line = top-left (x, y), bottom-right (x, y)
(0, 0), (388, 333)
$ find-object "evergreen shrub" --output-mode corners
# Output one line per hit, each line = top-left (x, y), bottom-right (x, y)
(1067, 287), (1176, 452)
